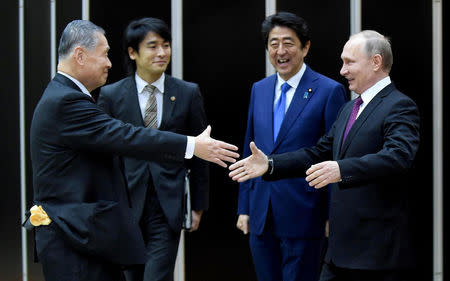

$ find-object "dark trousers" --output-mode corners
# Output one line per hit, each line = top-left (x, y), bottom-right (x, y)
(125, 190), (181, 281)
(249, 208), (322, 281)
(35, 223), (123, 281)
(320, 262), (415, 281)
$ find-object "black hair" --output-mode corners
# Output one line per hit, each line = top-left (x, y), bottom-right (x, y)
(261, 12), (310, 49)
(123, 17), (171, 74)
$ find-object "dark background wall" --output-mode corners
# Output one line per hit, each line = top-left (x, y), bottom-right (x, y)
(1, 1), (447, 280)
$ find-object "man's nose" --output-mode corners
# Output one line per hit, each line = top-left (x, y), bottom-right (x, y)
(277, 45), (287, 55)
(340, 65), (347, 76)
(157, 46), (166, 56)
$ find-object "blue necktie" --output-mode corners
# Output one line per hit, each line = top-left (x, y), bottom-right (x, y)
(273, 82), (291, 141)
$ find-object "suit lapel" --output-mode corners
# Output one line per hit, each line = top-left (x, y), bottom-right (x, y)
(260, 75), (277, 152)
(122, 77), (145, 126)
(54, 73), (95, 103)
(272, 67), (317, 152)
(159, 75), (176, 130)
(335, 102), (353, 156)
(339, 83), (395, 157)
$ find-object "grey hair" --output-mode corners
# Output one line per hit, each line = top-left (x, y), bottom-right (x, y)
(58, 20), (105, 60)
(351, 30), (393, 72)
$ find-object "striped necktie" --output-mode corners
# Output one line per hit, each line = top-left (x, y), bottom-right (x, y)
(143, 85), (157, 128)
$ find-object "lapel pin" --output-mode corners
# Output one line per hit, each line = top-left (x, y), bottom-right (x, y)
(304, 88), (312, 99)
(170, 96), (176, 102)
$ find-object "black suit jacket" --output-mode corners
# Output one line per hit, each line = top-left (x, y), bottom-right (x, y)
(30, 74), (188, 265)
(265, 83), (420, 270)
(98, 75), (209, 231)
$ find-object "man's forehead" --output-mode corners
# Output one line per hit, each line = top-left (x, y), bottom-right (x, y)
(96, 33), (109, 49)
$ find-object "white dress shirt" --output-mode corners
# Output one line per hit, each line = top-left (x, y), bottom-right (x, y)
(135, 73), (194, 159)
(58, 71), (93, 99)
(357, 76), (392, 118)
(273, 63), (307, 112)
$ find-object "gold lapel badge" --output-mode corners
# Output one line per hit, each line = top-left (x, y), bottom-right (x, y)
(170, 96), (176, 102)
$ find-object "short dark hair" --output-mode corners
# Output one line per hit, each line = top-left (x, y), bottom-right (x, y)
(123, 17), (172, 74)
(261, 12), (310, 49)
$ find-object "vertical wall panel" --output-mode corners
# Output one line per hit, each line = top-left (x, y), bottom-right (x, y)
(277, 0), (350, 91)
(24, 0), (52, 280)
(0, 0), (21, 280)
(91, 0), (171, 86)
(182, 1), (264, 281)
(442, 1), (449, 280)
(362, 1), (433, 279)
(56, 0), (82, 44)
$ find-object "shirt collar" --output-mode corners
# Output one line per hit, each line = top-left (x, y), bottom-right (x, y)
(276, 63), (307, 90)
(360, 76), (391, 104)
(135, 72), (165, 94)
(57, 71), (91, 97)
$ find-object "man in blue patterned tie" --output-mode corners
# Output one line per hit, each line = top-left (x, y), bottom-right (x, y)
(235, 12), (346, 281)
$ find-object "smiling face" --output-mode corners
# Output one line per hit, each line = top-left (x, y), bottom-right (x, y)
(129, 31), (171, 82)
(268, 26), (310, 81)
(340, 38), (379, 94)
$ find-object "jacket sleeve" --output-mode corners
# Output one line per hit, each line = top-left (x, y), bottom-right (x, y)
(58, 92), (187, 163)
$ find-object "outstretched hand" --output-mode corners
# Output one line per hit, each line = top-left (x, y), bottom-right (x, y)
(229, 142), (268, 182)
(194, 125), (239, 168)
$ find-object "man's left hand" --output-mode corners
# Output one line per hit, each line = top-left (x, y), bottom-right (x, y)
(305, 161), (341, 189)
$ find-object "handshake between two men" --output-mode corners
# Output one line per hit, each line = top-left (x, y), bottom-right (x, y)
(202, 132), (341, 189)
(228, 141), (342, 189)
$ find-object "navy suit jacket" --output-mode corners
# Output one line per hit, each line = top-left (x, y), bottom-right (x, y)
(30, 74), (187, 265)
(98, 75), (209, 231)
(238, 66), (347, 238)
(265, 82), (420, 269)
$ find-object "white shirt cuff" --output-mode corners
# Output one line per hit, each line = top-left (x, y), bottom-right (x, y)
(185, 136), (195, 159)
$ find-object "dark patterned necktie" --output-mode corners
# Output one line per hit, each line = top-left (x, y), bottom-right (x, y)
(342, 96), (363, 146)
(143, 85), (157, 128)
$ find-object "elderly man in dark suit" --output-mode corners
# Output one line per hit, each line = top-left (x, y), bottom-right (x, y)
(28, 20), (238, 281)
(98, 17), (209, 281)
(229, 30), (419, 281)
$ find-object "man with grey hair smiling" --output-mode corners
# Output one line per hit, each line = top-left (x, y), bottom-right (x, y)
(229, 30), (419, 281)
(27, 20), (238, 281)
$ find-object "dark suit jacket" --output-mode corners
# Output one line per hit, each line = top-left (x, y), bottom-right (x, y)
(98, 75), (209, 231)
(264, 82), (420, 269)
(30, 74), (187, 265)
(238, 67), (347, 238)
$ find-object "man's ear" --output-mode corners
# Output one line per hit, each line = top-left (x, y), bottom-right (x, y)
(128, 47), (137, 60)
(302, 40), (311, 57)
(73, 46), (85, 65)
(372, 54), (383, 71)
